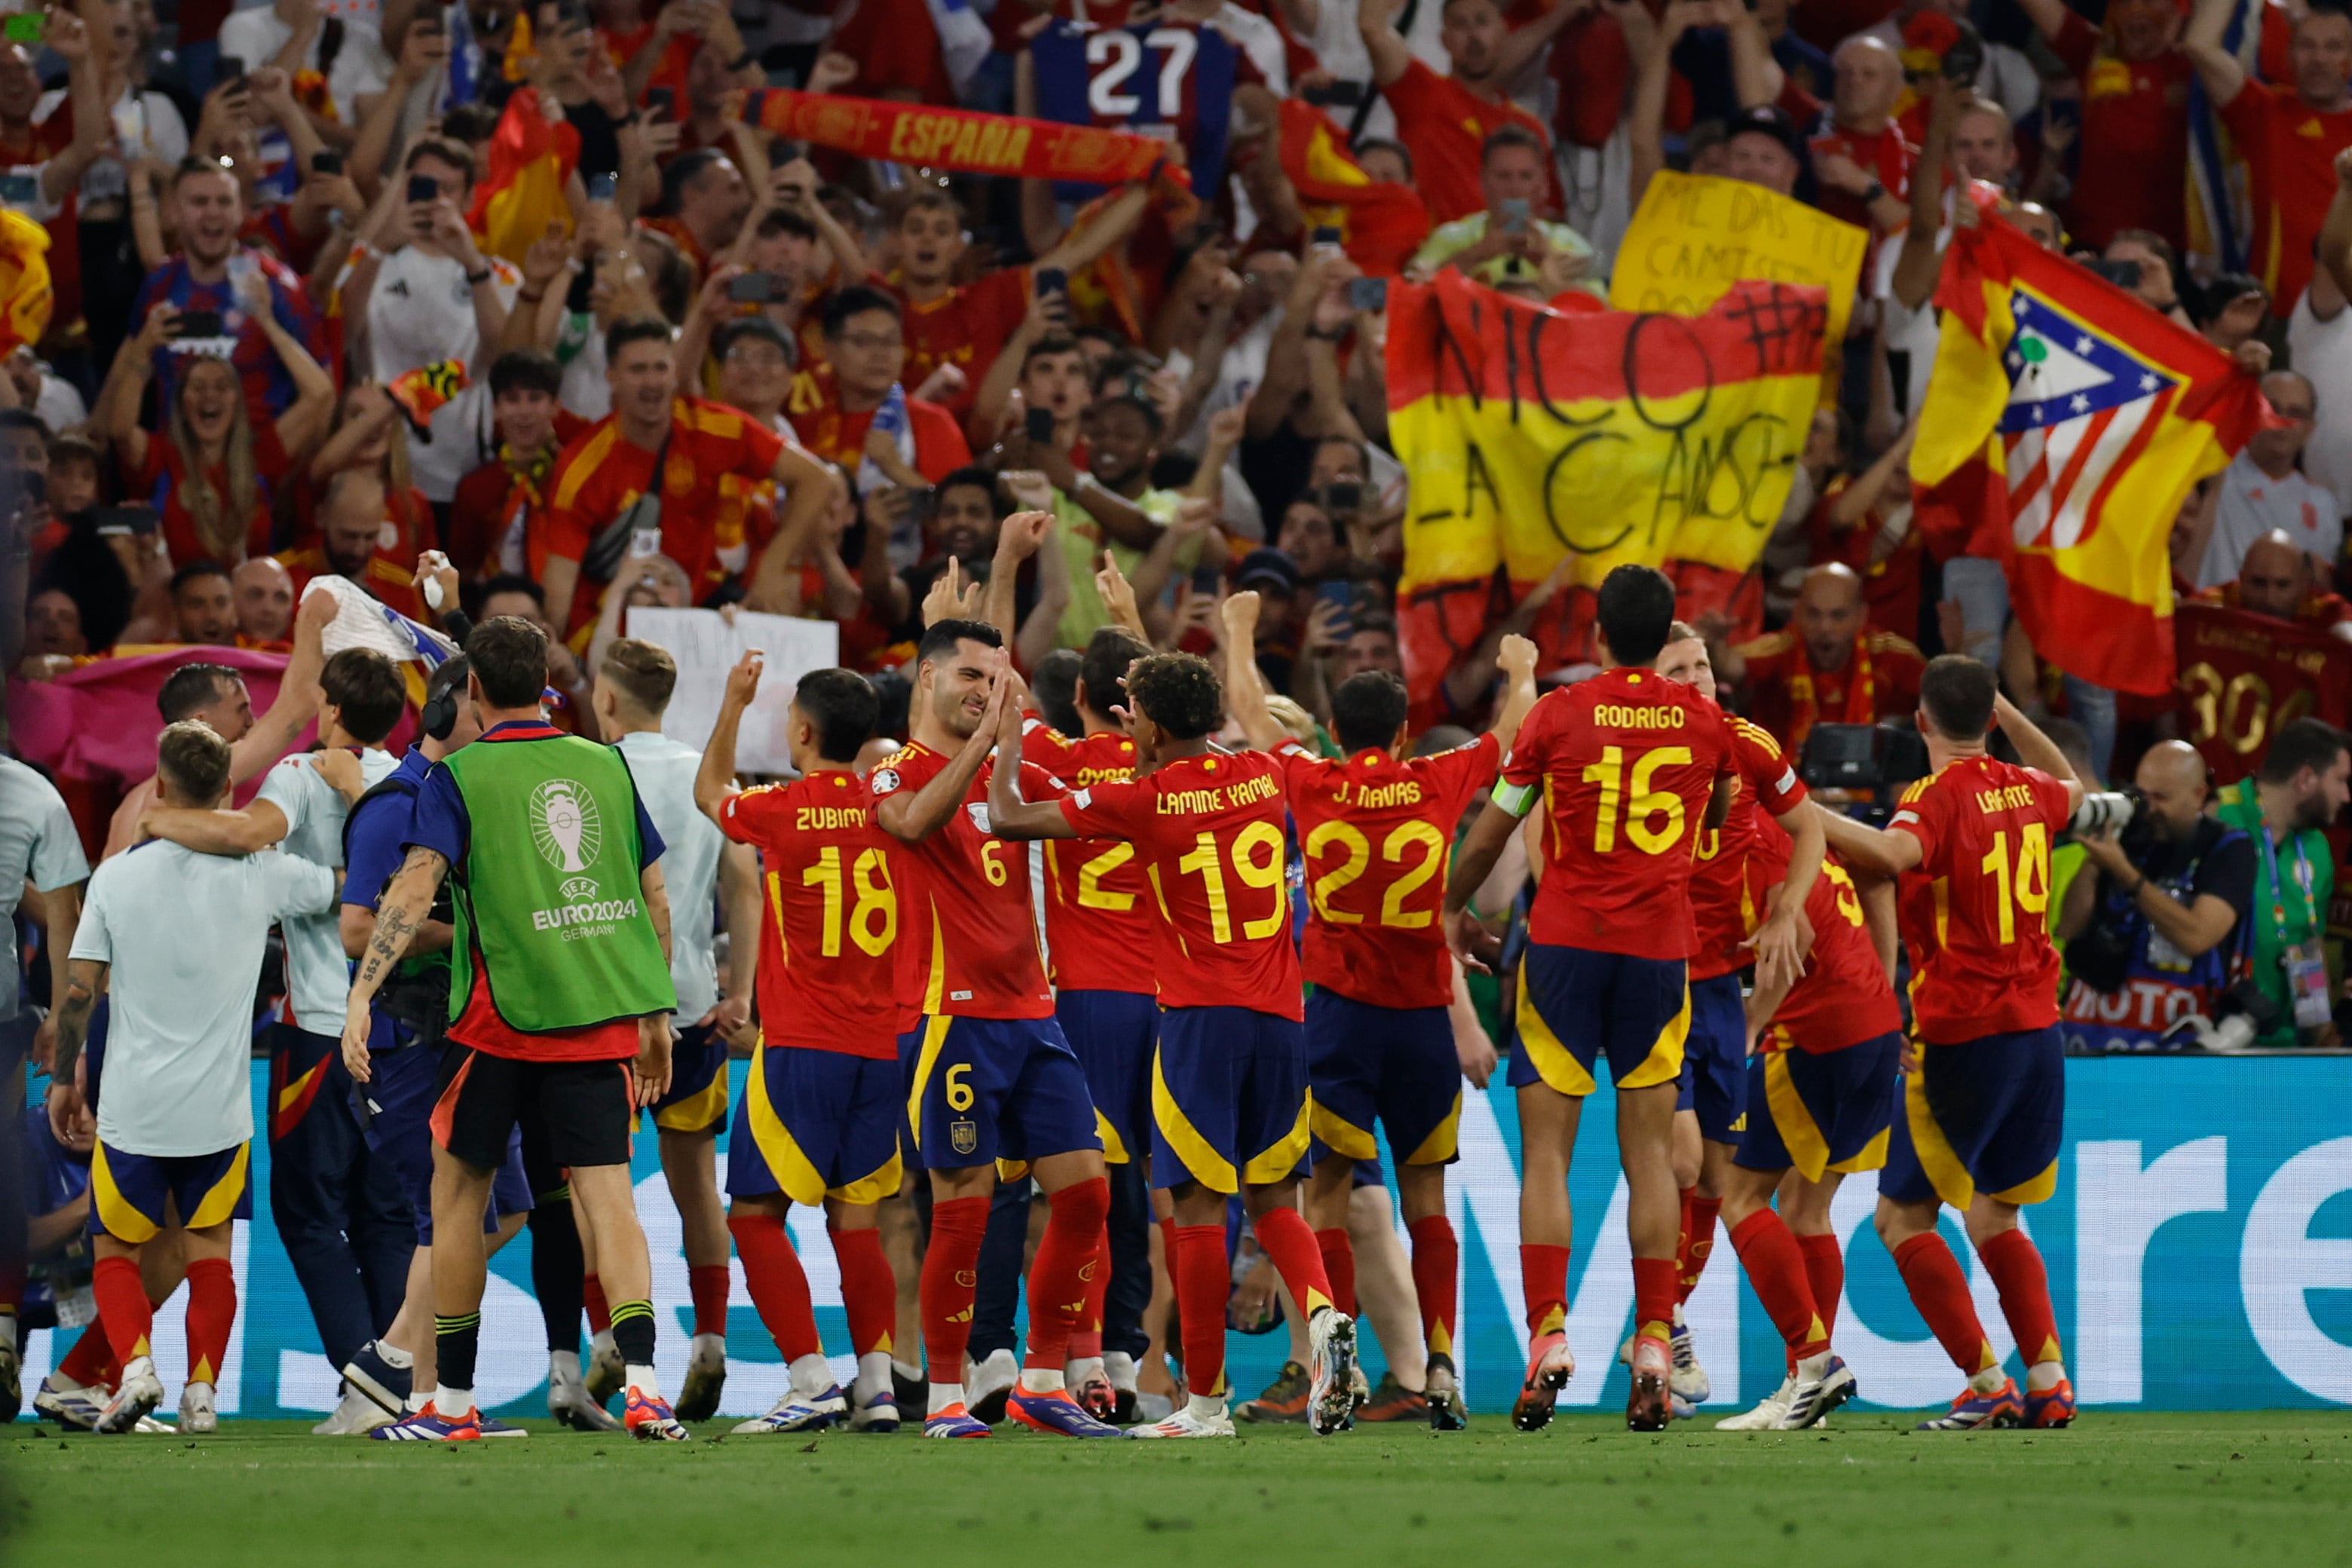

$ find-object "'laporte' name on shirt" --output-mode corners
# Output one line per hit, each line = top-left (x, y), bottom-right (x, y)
(1976, 784), (2041, 814)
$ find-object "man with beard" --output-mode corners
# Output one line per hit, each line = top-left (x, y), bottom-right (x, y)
(276, 471), (424, 619)
(2211, 719), (2352, 1046)
(231, 557), (296, 648)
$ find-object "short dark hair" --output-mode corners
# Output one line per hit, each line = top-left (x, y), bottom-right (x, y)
(1919, 654), (1998, 741)
(822, 285), (901, 338)
(2259, 718), (2351, 786)
(1331, 669), (1409, 755)
(916, 617), (1003, 669)
(170, 155), (237, 191)
(1595, 565), (1677, 668)
(715, 315), (795, 363)
(1021, 335), (1083, 375)
(440, 101), (498, 146)
(1355, 136), (1413, 181)
(1126, 652), (1222, 740)
(158, 662), (240, 722)
(1350, 611), (1398, 645)
(604, 314), (675, 365)
(1078, 626), (1150, 721)
(599, 637), (678, 717)
(170, 559), (231, 598)
(321, 648), (406, 745)
(899, 188), (960, 224)
(489, 349), (562, 400)
(1093, 393), (1164, 437)
(659, 147), (727, 216)
(156, 718), (232, 803)
(467, 615), (550, 709)
(1029, 648), (1083, 737)
(795, 667), (881, 764)
(478, 573), (547, 611)
(756, 208), (816, 243)
(1482, 124), (1545, 164)
(403, 136), (475, 190)
(47, 430), (101, 472)
(0, 407), (45, 437)
(936, 466), (999, 507)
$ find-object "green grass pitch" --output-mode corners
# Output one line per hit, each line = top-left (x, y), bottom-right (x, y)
(7, 1412), (2349, 1566)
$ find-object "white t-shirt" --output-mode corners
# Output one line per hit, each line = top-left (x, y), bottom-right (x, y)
(0, 758), (91, 1024)
(34, 87), (186, 207)
(257, 746), (401, 1034)
(73, 840), (337, 1156)
(2200, 450), (2346, 588)
(217, 5), (392, 124)
(2287, 291), (2352, 519)
(613, 731), (724, 1022)
(369, 247), (521, 499)
(556, 314), (611, 421)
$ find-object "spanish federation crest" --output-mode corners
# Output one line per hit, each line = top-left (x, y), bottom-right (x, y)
(530, 778), (603, 874)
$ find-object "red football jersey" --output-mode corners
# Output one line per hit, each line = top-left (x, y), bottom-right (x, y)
(1023, 720), (1154, 996)
(1500, 669), (1736, 958)
(1763, 859), (1903, 1054)
(1889, 755), (2073, 1045)
(1282, 735), (1499, 1011)
(1058, 748), (1303, 1019)
(1688, 713), (1811, 981)
(717, 770), (901, 1059)
(868, 743), (1055, 1022)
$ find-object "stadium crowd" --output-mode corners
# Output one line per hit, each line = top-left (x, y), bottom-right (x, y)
(0, 0), (2348, 1444)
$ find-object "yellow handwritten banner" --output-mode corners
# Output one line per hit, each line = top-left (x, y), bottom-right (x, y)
(1610, 170), (1869, 346)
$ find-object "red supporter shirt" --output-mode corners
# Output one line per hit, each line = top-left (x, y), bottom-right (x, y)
(1501, 669), (1735, 958)
(2217, 78), (2352, 311)
(1022, 721), (1155, 997)
(544, 398), (787, 629)
(1058, 748), (1303, 1019)
(888, 268), (1032, 417)
(1806, 120), (1915, 235)
(1381, 57), (1560, 224)
(1735, 629), (1926, 756)
(2050, 15), (2193, 250)
(1764, 859), (1903, 1054)
(786, 374), (974, 476)
(277, 548), (424, 620)
(1888, 755), (2074, 1045)
(868, 742), (1056, 1021)
(141, 425), (290, 568)
(718, 770), (902, 1059)
(1688, 713), (1809, 981)
(1282, 734), (1500, 1012)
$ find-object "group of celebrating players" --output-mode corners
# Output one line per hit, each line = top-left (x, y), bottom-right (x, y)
(47, 538), (2084, 1441)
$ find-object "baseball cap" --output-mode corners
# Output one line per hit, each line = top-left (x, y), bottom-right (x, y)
(1726, 105), (1802, 160)
(1235, 547), (1301, 596)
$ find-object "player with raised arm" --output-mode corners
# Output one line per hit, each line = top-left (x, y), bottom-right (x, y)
(1818, 658), (2086, 1432)
(1223, 591), (1538, 1430)
(1441, 565), (1738, 1434)
(869, 601), (1122, 1441)
(987, 639), (1360, 1441)
(697, 653), (908, 1435)
(1645, 626), (1825, 1413)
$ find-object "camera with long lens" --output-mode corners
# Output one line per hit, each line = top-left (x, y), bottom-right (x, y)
(2072, 787), (2142, 838)
(2159, 978), (2283, 1052)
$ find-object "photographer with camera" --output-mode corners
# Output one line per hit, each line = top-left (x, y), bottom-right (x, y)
(2211, 719), (2352, 1048)
(2056, 740), (2254, 1052)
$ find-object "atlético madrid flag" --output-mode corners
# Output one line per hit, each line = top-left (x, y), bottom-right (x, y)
(1911, 215), (2271, 696)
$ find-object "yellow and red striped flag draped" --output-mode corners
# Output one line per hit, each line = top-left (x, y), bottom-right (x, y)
(1385, 271), (1830, 709)
(1274, 99), (1427, 277)
(0, 209), (53, 355)
(1910, 215), (2272, 697)
(468, 86), (580, 265)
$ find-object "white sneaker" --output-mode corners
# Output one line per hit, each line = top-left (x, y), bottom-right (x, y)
(131, 1414), (178, 1434)
(178, 1381), (218, 1433)
(96, 1358), (164, 1435)
(1670, 1306), (1711, 1407)
(549, 1352), (621, 1432)
(966, 1347), (1018, 1423)
(312, 1386), (394, 1435)
(1715, 1375), (1796, 1431)
(1306, 1309), (1359, 1436)
(675, 1332), (728, 1423)
(1128, 1398), (1235, 1438)
(732, 1386), (849, 1435)
(584, 1331), (624, 1404)
(33, 1374), (105, 1432)
(1775, 1353), (1857, 1431)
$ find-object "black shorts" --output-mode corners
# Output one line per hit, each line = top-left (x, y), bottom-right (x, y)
(431, 1047), (635, 1173)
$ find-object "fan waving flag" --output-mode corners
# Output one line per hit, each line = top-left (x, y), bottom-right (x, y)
(1911, 216), (2271, 697)
(1273, 98), (1428, 277)
(469, 87), (580, 265)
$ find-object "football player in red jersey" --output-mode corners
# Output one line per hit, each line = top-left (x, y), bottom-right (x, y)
(987, 641), (1358, 1440)
(1442, 566), (1738, 1433)
(1018, 623), (1159, 1423)
(1223, 592), (1539, 1429)
(1646, 625), (1824, 1414)
(696, 654), (908, 1436)
(1820, 658), (2087, 1432)
(867, 610), (1122, 1441)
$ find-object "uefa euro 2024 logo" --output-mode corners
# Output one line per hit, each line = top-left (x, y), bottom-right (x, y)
(531, 778), (604, 902)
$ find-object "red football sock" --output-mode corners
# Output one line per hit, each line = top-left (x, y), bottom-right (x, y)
(183, 1257), (236, 1386)
(1313, 1227), (1357, 1318)
(1978, 1229), (2063, 1369)
(1631, 1256), (1679, 1342)
(1796, 1233), (1845, 1342)
(57, 1327), (118, 1390)
(728, 1213), (819, 1362)
(1521, 1243), (1570, 1336)
(1070, 1223), (1110, 1361)
(1407, 1214), (1459, 1361)
(1679, 1193), (1723, 1303)
(1729, 1211), (1828, 1368)
(1893, 1233), (1997, 1375)
(922, 1196), (989, 1387)
(1251, 1207), (1333, 1318)
(583, 1272), (611, 1337)
(688, 1263), (730, 1340)
(1172, 1225), (1229, 1398)
(828, 1227), (897, 1359)
(1024, 1177), (1110, 1371)
(93, 1255), (153, 1367)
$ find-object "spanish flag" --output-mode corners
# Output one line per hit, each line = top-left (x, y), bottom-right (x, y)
(1910, 214), (2271, 696)
(468, 86), (580, 265)
(1386, 271), (1830, 709)
(1275, 99), (1426, 277)
(0, 208), (53, 356)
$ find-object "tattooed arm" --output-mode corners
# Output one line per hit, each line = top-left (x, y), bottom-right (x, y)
(45, 957), (105, 1144)
(338, 846), (451, 1082)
